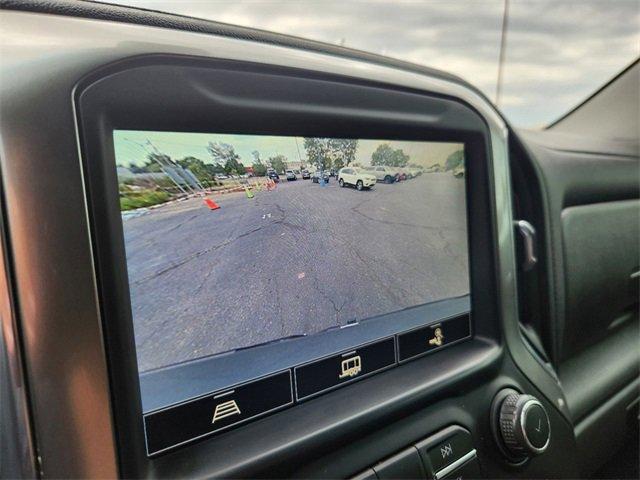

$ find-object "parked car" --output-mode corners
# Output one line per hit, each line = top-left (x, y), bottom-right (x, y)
(338, 167), (377, 191)
(285, 170), (297, 181)
(453, 165), (465, 178)
(311, 170), (330, 183)
(214, 173), (229, 180)
(267, 171), (280, 182)
(301, 169), (311, 179)
(364, 166), (400, 183)
(400, 167), (421, 179)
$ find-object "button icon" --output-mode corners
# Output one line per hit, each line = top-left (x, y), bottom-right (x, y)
(428, 327), (444, 347)
(211, 399), (241, 424)
(294, 338), (396, 400)
(441, 443), (453, 458)
(339, 355), (362, 379)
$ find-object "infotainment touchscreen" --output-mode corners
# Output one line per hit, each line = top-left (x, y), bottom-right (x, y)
(113, 130), (471, 455)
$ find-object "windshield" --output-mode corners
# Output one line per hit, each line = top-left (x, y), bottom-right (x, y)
(103, 0), (639, 128)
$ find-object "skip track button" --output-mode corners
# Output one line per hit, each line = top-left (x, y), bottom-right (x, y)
(415, 425), (475, 474)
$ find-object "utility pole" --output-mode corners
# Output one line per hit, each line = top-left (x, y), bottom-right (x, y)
(124, 138), (188, 194)
(295, 137), (304, 169)
(145, 139), (198, 194)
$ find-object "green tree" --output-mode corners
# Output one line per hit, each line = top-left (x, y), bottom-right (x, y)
(142, 153), (167, 173)
(225, 158), (245, 175)
(444, 150), (464, 171)
(207, 142), (245, 175)
(208, 163), (226, 174)
(208, 142), (237, 166)
(371, 144), (394, 166)
(176, 156), (214, 183)
(371, 143), (410, 167)
(334, 138), (358, 166)
(303, 137), (330, 170)
(251, 149), (267, 176)
(304, 137), (358, 170)
(269, 154), (287, 174)
(128, 162), (146, 174)
(252, 162), (267, 176)
(395, 149), (410, 167)
(303, 137), (358, 170)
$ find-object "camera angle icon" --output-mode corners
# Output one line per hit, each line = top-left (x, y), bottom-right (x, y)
(211, 399), (241, 424)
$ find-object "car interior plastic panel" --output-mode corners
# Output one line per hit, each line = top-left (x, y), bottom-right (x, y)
(513, 128), (640, 475)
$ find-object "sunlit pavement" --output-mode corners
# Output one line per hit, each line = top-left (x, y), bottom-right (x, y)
(124, 173), (469, 372)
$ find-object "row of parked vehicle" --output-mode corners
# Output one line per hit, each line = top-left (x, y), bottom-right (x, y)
(268, 165), (424, 191)
(278, 169), (331, 182)
(338, 165), (424, 191)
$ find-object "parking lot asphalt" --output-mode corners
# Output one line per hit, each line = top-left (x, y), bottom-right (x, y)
(124, 173), (469, 372)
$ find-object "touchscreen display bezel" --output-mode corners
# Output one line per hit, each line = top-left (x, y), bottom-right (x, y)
(75, 55), (499, 459)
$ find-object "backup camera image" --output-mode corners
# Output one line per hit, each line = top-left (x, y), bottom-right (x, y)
(114, 131), (469, 372)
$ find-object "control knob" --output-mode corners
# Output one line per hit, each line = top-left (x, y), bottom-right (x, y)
(496, 391), (550, 458)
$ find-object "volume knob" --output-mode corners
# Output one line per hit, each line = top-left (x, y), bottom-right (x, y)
(498, 392), (550, 457)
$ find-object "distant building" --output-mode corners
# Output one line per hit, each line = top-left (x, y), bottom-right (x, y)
(285, 160), (305, 171)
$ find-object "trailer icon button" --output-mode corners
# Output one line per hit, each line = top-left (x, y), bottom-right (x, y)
(339, 355), (362, 379)
(294, 337), (396, 400)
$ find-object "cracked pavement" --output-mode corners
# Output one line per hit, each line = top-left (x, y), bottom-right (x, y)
(124, 173), (469, 372)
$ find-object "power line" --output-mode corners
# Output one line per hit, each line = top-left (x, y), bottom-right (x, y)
(123, 138), (189, 195)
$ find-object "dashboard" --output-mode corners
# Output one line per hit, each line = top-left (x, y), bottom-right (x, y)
(0, 2), (637, 479)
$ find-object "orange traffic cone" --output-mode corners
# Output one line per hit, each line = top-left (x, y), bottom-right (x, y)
(204, 198), (220, 210)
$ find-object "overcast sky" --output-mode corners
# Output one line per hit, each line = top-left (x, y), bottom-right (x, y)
(114, 130), (463, 167)
(106, 0), (639, 128)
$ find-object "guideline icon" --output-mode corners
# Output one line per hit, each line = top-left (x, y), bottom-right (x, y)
(211, 399), (241, 424)
(339, 355), (362, 379)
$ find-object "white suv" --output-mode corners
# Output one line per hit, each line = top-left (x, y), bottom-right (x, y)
(363, 166), (400, 183)
(338, 167), (377, 191)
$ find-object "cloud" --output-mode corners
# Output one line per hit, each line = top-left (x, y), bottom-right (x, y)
(104, 0), (639, 127)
